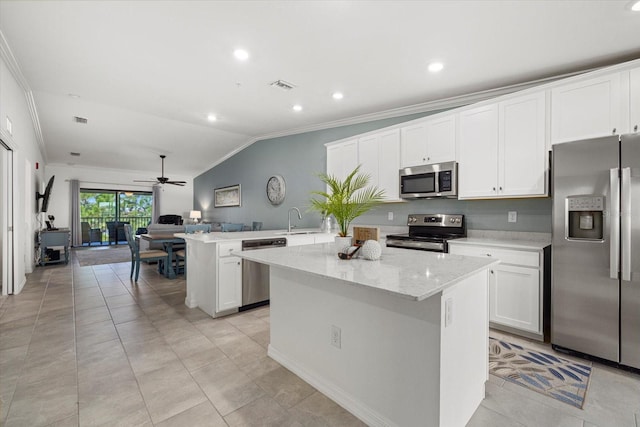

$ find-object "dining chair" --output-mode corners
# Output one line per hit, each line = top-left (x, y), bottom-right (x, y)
(175, 223), (211, 274)
(221, 223), (244, 232)
(123, 224), (169, 282)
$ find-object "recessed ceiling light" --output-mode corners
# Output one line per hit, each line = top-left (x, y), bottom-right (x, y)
(332, 92), (344, 100)
(428, 62), (444, 73)
(631, 0), (640, 11)
(234, 49), (249, 61)
(293, 105), (303, 112)
(207, 114), (217, 122)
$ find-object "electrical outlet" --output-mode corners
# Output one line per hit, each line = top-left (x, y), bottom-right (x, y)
(331, 325), (341, 349)
(388, 212), (394, 221)
(445, 298), (453, 327)
(508, 211), (517, 223)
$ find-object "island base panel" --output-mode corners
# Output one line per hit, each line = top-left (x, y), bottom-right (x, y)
(267, 267), (489, 427)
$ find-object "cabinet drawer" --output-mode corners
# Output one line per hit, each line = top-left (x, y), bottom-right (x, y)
(218, 241), (242, 257)
(449, 245), (539, 268)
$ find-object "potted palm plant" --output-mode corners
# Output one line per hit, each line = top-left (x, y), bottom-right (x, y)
(309, 165), (385, 250)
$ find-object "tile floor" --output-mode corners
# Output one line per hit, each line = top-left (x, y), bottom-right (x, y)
(0, 251), (638, 426)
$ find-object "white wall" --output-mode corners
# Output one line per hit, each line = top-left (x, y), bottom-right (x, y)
(0, 55), (46, 291)
(45, 164), (194, 228)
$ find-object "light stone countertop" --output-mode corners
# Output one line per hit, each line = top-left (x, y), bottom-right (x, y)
(235, 243), (498, 301)
(449, 237), (551, 251)
(176, 228), (328, 243)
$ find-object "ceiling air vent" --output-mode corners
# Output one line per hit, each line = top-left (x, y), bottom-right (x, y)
(73, 116), (88, 124)
(70, 152), (81, 156)
(270, 80), (297, 90)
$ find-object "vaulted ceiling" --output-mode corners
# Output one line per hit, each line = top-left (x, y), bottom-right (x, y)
(1, 1), (639, 179)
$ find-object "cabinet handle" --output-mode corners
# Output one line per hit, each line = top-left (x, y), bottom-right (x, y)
(635, 125), (638, 132)
(237, 261), (241, 265)
(486, 253), (492, 257)
(492, 187), (496, 192)
(490, 270), (494, 274)
(612, 128), (617, 134)
(499, 186), (503, 191)
(427, 157), (430, 162)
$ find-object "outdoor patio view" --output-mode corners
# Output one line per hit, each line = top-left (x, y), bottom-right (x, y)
(81, 190), (153, 244)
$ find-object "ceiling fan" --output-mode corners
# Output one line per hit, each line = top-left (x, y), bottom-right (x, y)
(134, 155), (186, 186)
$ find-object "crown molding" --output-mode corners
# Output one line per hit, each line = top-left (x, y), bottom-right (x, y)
(0, 30), (46, 160)
(196, 67), (593, 177)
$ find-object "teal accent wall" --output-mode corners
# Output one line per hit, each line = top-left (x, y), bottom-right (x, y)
(194, 112), (552, 233)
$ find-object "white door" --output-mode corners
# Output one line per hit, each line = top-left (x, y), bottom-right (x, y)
(630, 68), (640, 134)
(217, 256), (242, 312)
(498, 92), (547, 197)
(377, 129), (400, 200)
(550, 73), (622, 144)
(425, 114), (456, 164)
(458, 104), (499, 199)
(400, 122), (428, 167)
(490, 264), (540, 334)
(326, 139), (358, 180)
(0, 142), (13, 295)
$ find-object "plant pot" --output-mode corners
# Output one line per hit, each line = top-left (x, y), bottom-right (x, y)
(334, 236), (353, 253)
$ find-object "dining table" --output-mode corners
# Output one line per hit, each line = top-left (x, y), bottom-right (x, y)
(138, 233), (185, 279)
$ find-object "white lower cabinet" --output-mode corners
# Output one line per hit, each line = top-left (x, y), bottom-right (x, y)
(448, 241), (549, 340)
(216, 241), (242, 313)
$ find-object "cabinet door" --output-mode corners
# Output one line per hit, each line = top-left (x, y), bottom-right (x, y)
(326, 139), (358, 180)
(490, 264), (540, 334)
(499, 92), (547, 197)
(458, 104), (499, 199)
(630, 68), (640, 134)
(377, 129), (401, 200)
(217, 256), (242, 312)
(551, 73), (621, 144)
(426, 114), (456, 164)
(400, 122), (428, 167)
(358, 134), (379, 187)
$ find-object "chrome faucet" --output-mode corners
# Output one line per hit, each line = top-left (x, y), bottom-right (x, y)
(288, 207), (302, 232)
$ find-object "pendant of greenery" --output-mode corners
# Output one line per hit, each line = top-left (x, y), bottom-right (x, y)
(309, 165), (385, 237)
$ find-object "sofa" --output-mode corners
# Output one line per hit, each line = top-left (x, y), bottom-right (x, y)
(138, 223), (186, 251)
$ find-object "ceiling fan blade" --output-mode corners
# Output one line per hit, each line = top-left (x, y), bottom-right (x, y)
(166, 181), (186, 186)
(133, 180), (159, 183)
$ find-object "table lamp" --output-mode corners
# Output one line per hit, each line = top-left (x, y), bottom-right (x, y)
(190, 210), (201, 224)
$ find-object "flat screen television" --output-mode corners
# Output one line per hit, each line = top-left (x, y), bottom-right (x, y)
(36, 175), (55, 213)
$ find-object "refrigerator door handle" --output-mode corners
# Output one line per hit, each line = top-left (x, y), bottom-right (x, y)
(621, 167), (631, 281)
(610, 168), (620, 280)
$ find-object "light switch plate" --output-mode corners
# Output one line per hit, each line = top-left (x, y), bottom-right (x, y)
(388, 212), (394, 221)
(508, 211), (517, 223)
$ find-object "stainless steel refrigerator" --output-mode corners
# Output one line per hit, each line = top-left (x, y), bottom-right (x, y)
(552, 133), (640, 370)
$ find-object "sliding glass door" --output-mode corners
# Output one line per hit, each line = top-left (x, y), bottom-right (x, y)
(80, 190), (152, 244)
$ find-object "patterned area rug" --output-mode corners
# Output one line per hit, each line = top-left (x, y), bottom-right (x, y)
(489, 337), (592, 408)
(75, 246), (131, 267)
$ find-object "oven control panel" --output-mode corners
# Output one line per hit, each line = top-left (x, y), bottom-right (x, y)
(407, 214), (464, 228)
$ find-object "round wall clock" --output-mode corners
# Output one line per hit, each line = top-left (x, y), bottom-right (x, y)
(266, 175), (286, 205)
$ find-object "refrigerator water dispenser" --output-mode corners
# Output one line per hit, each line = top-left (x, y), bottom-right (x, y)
(566, 195), (604, 241)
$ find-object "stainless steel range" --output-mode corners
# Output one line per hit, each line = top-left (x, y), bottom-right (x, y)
(386, 214), (466, 252)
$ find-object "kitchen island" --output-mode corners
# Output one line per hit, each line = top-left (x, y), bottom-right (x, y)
(236, 243), (499, 427)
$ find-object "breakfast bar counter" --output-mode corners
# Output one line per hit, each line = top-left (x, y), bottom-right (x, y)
(236, 244), (498, 427)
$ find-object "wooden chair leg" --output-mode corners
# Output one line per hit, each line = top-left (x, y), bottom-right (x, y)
(130, 256), (135, 279)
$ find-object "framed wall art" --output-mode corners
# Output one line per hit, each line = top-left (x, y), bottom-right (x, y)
(214, 184), (241, 207)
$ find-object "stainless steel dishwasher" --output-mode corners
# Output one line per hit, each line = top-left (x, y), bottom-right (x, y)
(241, 237), (287, 309)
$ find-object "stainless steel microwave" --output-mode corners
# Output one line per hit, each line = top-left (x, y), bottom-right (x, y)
(399, 161), (458, 199)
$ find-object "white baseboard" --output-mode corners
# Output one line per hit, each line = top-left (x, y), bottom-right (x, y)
(267, 345), (397, 427)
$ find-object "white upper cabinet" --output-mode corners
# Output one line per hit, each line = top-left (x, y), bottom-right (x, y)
(358, 129), (401, 201)
(630, 68), (640, 133)
(400, 114), (456, 168)
(498, 92), (547, 197)
(326, 139), (358, 181)
(459, 92), (547, 199)
(551, 73), (622, 144)
(458, 104), (499, 199)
